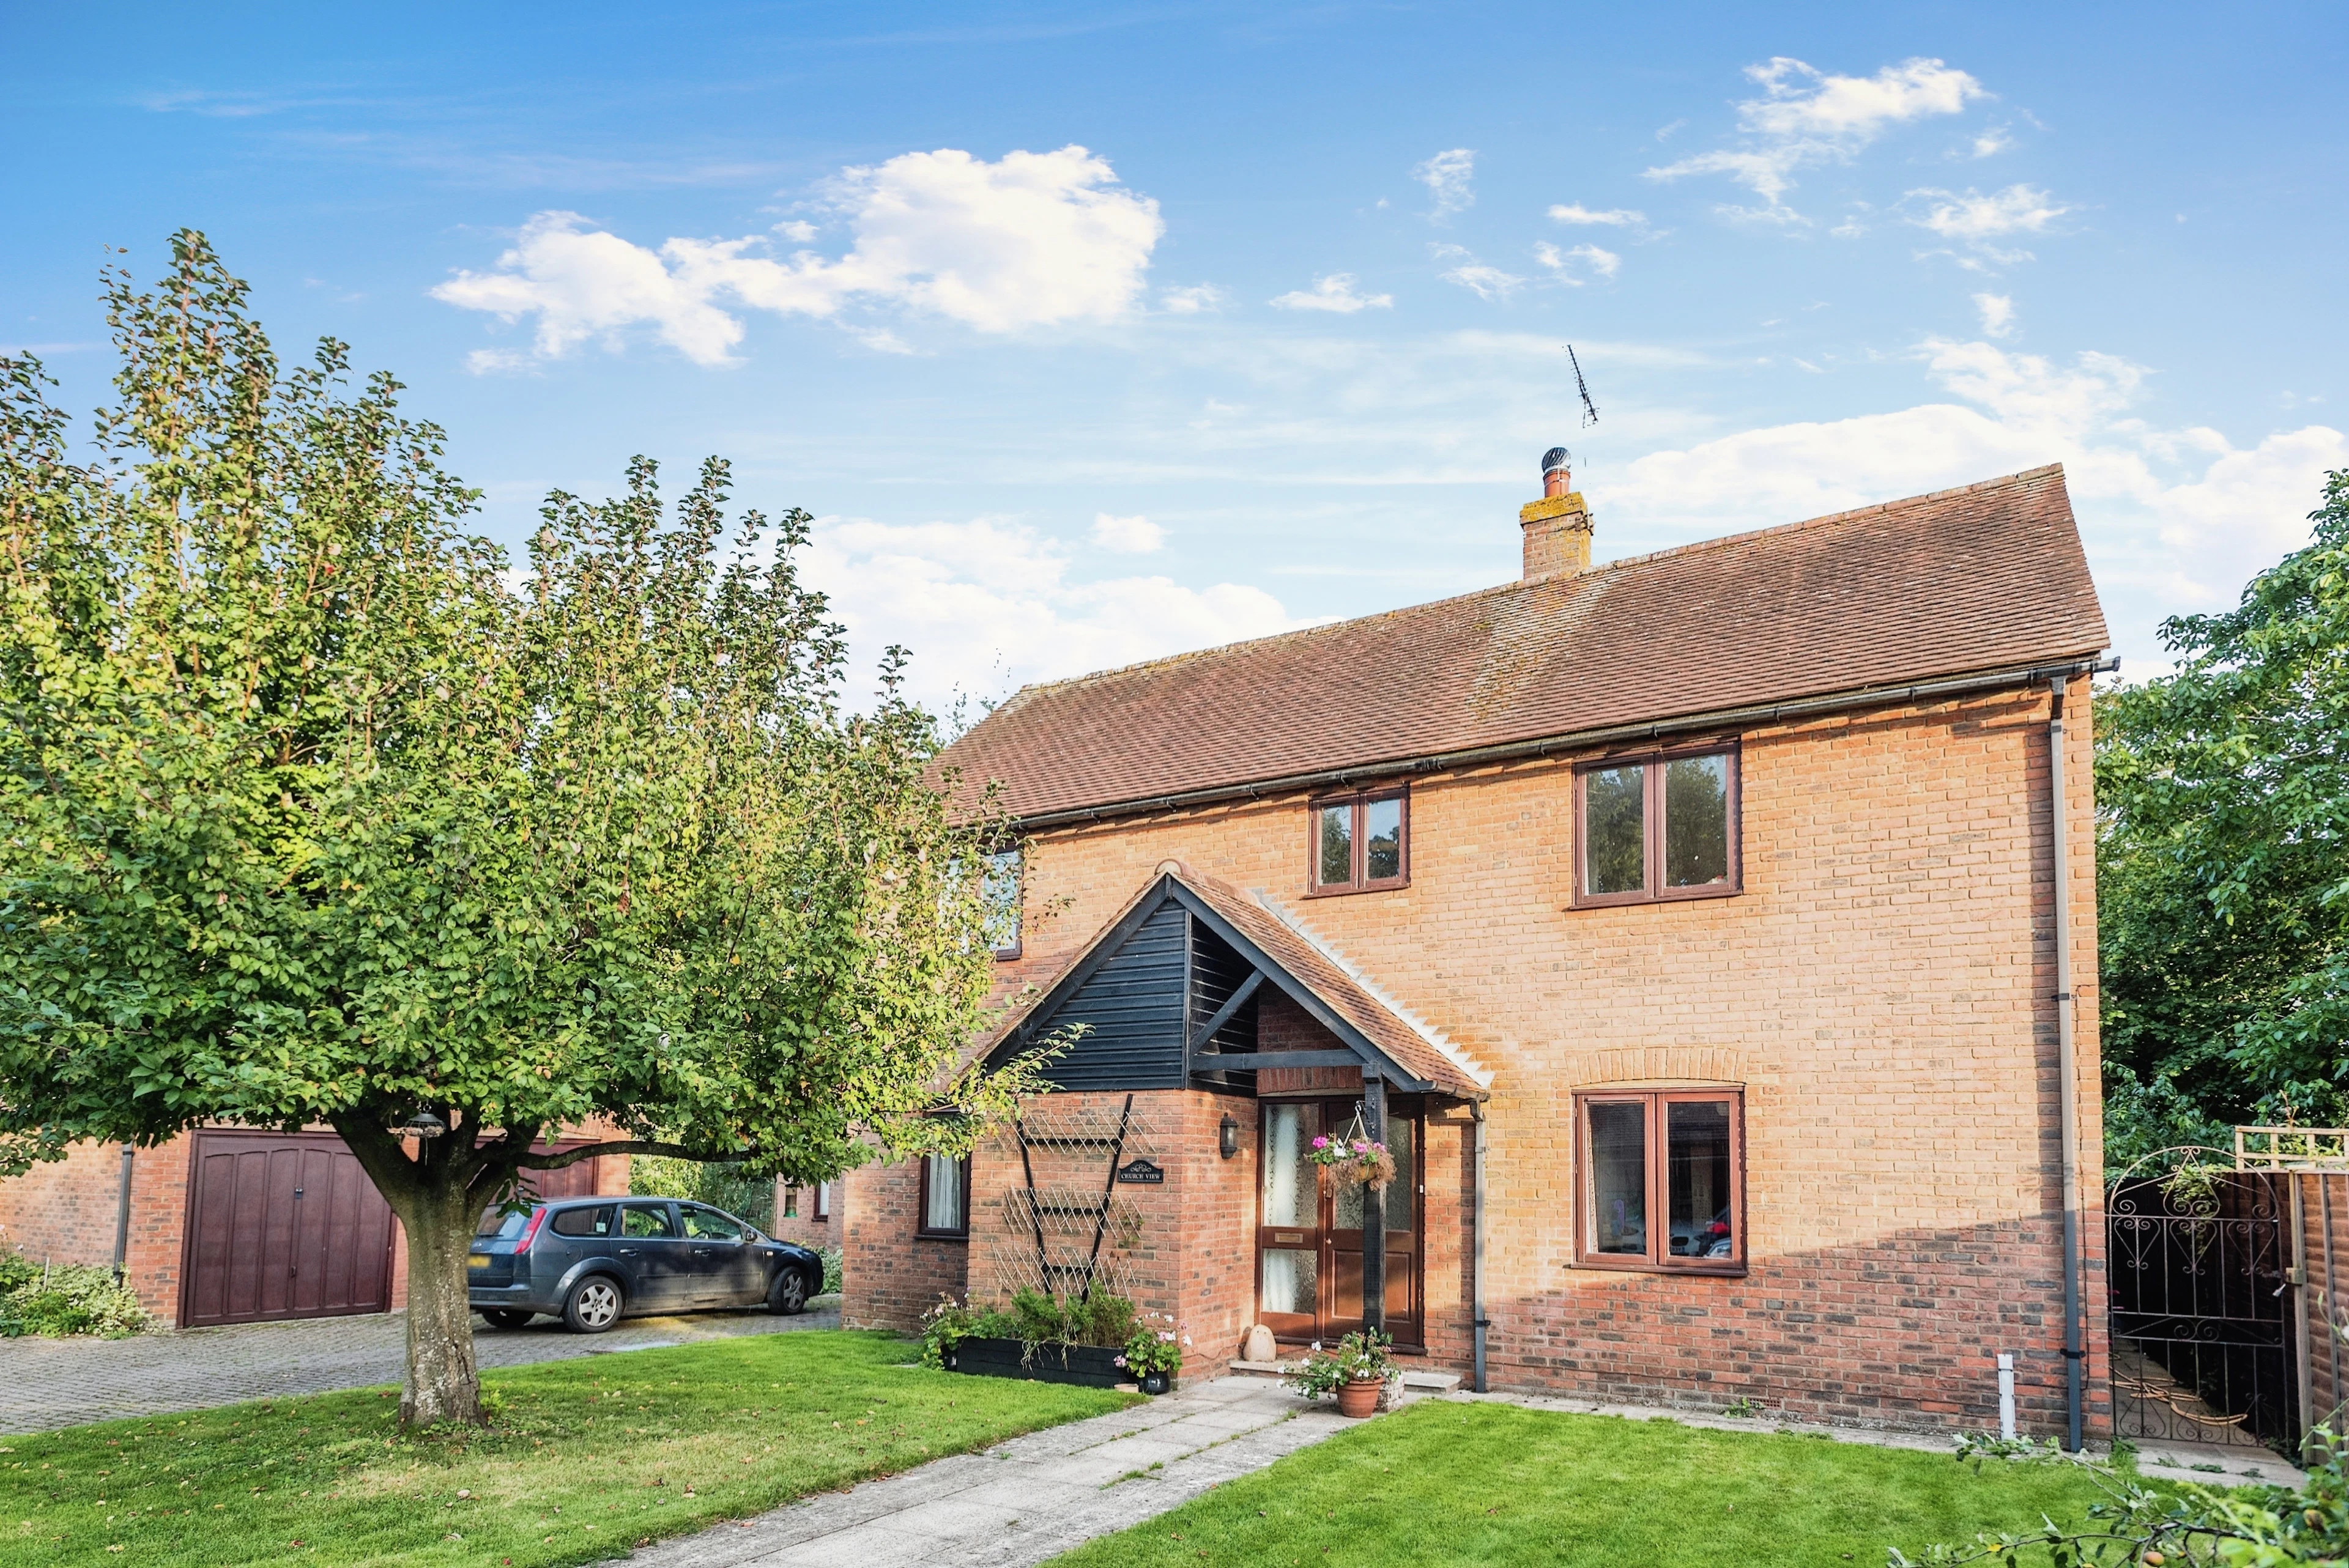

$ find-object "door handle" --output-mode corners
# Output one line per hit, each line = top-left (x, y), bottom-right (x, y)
(618, 1248), (639, 1256)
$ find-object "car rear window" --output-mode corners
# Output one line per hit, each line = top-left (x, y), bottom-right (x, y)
(551, 1204), (615, 1238)
(474, 1207), (534, 1239)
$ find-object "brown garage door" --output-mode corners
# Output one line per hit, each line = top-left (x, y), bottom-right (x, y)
(180, 1130), (396, 1328)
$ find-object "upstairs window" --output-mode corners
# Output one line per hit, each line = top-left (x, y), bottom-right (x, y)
(1574, 747), (1739, 906)
(1310, 790), (1409, 894)
(984, 848), (1023, 960)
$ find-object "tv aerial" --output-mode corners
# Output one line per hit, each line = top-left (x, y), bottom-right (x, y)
(1567, 343), (1599, 428)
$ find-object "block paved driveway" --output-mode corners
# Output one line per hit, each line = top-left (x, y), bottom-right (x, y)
(0, 1302), (839, 1434)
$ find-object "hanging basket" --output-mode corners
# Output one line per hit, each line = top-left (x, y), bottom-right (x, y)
(1308, 1110), (1397, 1190)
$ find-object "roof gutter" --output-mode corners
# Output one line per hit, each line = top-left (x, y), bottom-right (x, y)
(1008, 654), (2118, 832)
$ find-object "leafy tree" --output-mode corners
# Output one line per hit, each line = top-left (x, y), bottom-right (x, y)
(2098, 471), (2349, 1169)
(0, 232), (1041, 1424)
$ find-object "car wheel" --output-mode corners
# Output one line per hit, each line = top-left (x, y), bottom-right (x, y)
(768, 1268), (809, 1316)
(479, 1308), (535, 1329)
(563, 1275), (625, 1334)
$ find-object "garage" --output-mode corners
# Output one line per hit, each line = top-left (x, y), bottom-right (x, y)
(179, 1130), (396, 1328)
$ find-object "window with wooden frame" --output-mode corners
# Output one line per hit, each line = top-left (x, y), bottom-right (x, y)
(1308, 790), (1409, 894)
(1574, 1089), (1743, 1273)
(812, 1180), (831, 1223)
(917, 1154), (970, 1238)
(984, 848), (1024, 960)
(1573, 746), (1740, 906)
(781, 1186), (800, 1219)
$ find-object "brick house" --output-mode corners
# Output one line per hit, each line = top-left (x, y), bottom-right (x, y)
(837, 455), (2112, 1439)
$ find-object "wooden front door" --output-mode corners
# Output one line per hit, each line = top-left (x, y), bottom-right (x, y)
(1256, 1100), (1420, 1346)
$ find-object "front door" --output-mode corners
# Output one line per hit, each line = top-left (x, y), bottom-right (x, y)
(1256, 1100), (1420, 1345)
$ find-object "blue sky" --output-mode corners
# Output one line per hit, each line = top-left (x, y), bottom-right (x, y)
(6, 2), (2343, 707)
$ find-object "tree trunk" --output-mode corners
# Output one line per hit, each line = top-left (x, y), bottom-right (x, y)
(333, 1116), (496, 1429)
(398, 1180), (484, 1427)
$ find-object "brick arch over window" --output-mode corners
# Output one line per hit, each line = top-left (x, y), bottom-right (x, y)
(1568, 1047), (1757, 1089)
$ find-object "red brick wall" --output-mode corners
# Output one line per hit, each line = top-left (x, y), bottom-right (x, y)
(840, 1159), (970, 1331)
(980, 685), (2106, 1435)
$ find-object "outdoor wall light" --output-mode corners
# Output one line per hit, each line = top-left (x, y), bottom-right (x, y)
(1219, 1113), (1240, 1160)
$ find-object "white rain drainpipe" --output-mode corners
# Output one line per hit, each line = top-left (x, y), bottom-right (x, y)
(2051, 675), (2086, 1452)
(1998, 1352), (2019, 1440)
(1472, 1101), (1490, 1393)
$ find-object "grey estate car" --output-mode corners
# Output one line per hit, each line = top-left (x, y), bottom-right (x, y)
(467, 1196), (825, 1333)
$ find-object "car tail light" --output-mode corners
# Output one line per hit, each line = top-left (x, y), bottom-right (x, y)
(515, 1207), (547, 1250)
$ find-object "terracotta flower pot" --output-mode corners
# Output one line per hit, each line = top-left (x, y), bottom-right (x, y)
(1335, 1376), (1382, 1419)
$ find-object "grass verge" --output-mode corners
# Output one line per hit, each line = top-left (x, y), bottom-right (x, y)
(1, 1328), (1135, 1567)
(1051, 1400), (2129, 1566)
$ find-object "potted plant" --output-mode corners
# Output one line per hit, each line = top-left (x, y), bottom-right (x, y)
(1118, 1320), (1188, 1394)
(1283, 1328), (1396, 1418)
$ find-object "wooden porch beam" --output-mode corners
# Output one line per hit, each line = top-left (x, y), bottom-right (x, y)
(1186, 970), (1265, 1056)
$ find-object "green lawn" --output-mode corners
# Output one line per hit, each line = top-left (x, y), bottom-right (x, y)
(1053, 1401), (2128, 1567)
(0, 1329), (1135, 1567)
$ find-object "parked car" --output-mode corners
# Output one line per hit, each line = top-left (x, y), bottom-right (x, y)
(467, 1196), (824, 1333)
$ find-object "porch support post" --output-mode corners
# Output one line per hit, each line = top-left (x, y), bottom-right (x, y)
(1362, 1070), (1386, 1337)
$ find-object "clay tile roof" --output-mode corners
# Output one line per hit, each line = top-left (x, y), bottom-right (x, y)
(938, 465), (2108, 821)
(982, 862), (1488, 1100)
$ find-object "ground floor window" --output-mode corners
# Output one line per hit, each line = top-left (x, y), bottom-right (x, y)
(1574, 1089), (1743, 1273)
(919, 1153), (970, 1237)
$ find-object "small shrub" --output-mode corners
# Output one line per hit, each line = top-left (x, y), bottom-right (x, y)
(817, 1246), (843, 1295)
(0, 1257), (149, 1339)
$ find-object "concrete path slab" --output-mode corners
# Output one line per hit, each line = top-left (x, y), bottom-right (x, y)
(0, 1301), (841, 1433)
(631, 1374), (1351, 1567)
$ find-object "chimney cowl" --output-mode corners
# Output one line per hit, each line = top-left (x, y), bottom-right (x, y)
(1541, 446), (1571, 477)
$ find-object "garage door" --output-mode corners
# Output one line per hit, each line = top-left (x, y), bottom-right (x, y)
(180, 1130), (396, 1328)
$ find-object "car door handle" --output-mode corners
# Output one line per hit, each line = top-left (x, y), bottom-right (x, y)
(692, 1248), (713, 1256)
(618, 1248), (639, 1256)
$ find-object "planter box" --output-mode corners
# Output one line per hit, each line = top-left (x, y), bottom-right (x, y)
(941, 1336), (1128, 1389)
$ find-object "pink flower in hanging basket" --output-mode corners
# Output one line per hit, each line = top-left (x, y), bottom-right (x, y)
(1311, 1136), (1328, 1150)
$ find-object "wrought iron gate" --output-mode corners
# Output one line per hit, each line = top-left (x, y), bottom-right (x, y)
(2107, 1147), (2299, 1449)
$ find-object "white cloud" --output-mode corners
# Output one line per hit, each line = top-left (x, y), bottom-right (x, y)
(1548, 203), (1646, 227)
(1271, 274), (1393, 313)
(1532, 242), (1619, 283)
(1091, 512), (1164, 553)
(1969, 127), (2016, 158)
(774, 220), (819, 242)
(1592, 335), (2348, 671)
(1647, 56), (1987, 218)
(1441, 265), (1525, 301)
(800, 515), (1303, 707)
(1414, 148), (1476, 220)
(1160, 283), (1226, 314)
(432, 145), (1163, 366)
(1906, 183), (2069, 253)
(1973, 292), (2016, 338)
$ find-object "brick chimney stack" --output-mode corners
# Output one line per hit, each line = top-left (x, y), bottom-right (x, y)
(1519, 446), (1593, 578)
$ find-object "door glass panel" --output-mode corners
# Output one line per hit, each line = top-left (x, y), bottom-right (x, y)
(1261, 1104), (1316, 1226)
(1384, 1117), (1415, 1233)
(1316, 804), (1354, 886)
(1261, 1249), (1318, 1315)
(621, 1204), (676, 1238)
(1333, 1158), (1364, 1231)
(1664, 755), (1731, 887)
(1587, 1101), (1647, 1255)
(1364, 797), (1403, 881)
(1668, 1100), (1734, 1259)
(1584, 765), (1646, 895)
